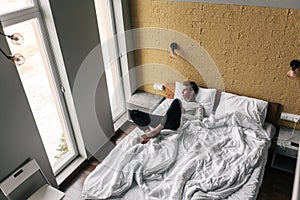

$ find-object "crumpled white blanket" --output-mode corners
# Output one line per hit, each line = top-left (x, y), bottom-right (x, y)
(82, 112), (271, 200)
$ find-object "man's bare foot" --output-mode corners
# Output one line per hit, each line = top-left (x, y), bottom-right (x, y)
(141, 130), (156, 139)
(140, 137), (150, 144)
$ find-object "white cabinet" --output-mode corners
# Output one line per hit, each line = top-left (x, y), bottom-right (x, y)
(127, 91), (165, 113)
(271, 126), (300, 173)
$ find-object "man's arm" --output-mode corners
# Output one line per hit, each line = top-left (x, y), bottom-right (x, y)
(182, 103), (204, 120)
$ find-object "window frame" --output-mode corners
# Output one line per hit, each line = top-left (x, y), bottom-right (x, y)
(94, 0), (135, 130)
(0, 0), (86, 175)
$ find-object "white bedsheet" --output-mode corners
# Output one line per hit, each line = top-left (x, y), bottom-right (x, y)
(82, 112), (272, 200)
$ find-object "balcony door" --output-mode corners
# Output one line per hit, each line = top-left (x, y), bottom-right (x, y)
(0, 0), (78, 175)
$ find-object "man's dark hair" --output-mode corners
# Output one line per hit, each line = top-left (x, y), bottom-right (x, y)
(183, 81), (198, 94)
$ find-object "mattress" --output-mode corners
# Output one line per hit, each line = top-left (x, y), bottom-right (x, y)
(89, 124), (274, 200)
(82, 98), (275, 200)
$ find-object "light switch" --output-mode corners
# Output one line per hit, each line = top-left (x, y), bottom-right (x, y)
(153, 83), (164, 91)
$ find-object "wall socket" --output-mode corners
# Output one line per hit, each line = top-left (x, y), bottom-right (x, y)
(281, 112), (300, 123)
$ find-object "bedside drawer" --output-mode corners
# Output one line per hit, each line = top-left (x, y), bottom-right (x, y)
(271, 152), (297, 173)
(275, 145), (298, 158)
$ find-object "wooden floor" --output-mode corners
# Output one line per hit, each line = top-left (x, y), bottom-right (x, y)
(257, 158), (294, 200)
(61, 122), (295, 200)
(62, 158), (99, 200)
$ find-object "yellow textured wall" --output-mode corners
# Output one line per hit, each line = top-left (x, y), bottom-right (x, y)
(129, 0), (300, 127)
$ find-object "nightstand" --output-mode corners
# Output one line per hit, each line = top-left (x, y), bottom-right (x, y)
(127, 91), (165, 113)
(271, 126), (300, 173)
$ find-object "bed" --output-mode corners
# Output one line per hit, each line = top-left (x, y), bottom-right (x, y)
(82, 81), (282, 200)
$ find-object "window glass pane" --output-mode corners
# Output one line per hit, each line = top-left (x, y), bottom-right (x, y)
(106, 61), (126, 119)
(4, 18), (76, 173)
(0, 0), (34, 15)
(95, 0), (126, 121)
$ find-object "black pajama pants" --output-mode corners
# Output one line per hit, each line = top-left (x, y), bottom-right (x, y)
(129, 98), (182, 131)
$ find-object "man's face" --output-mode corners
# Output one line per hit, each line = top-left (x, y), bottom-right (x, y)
(181, 85), (194, 101)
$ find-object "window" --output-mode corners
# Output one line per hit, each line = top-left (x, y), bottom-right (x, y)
(94, 0), (126, 126)
(0, 0), (34, 15)
(94, 0), (134, 130)
(0, 0), (79, 175)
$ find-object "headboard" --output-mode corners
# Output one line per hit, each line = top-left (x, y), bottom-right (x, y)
(164, 82), (282, 127)
(165, 83), (176, 99)
(266, 102), (283, 127)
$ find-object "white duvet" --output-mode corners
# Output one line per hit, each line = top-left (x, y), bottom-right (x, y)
(82, 112), (271, 200)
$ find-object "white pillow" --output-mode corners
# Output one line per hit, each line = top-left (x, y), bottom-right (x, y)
(174, 81), (217, 117)
(215, 92), (268, 125)
(174, 81), (184, 100)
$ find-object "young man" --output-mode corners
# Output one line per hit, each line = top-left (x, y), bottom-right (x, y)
(130, 81), (203, 143)
(181, 81), (198, 102)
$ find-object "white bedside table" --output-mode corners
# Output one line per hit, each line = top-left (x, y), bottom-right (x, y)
(271, 126), (300, 173)
(127, 91), (165, 113)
